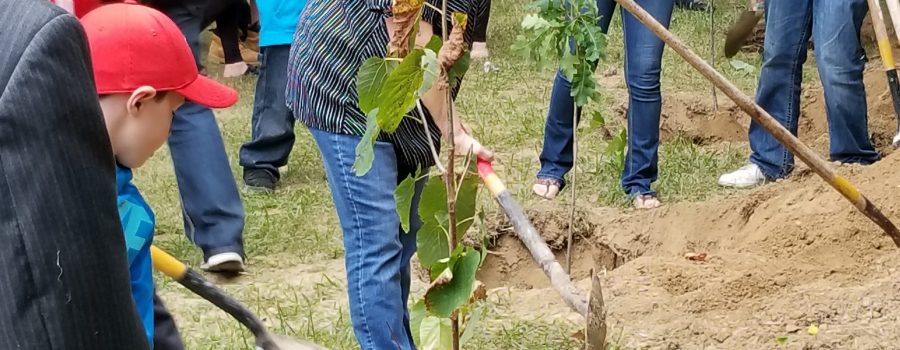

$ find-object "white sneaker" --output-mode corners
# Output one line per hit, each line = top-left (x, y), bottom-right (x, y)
(201, 252), (245, 273)
(718, 163), (767, 188)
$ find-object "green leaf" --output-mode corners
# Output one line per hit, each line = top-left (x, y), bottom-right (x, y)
(447, 52), (470, 90)
(571, 65), (597, 107)
(395, 167), (421, 233)
(425, 35), (443, 53)
(459, 304), (483, 346)
(357, 58), (396, 114)
(419, 316), (452, 350)
(377, 49), (426, 132)
(454, 162), (480, 237)
(559, 51), (579, 80)
(417, 176), (451, 266)
(590, 110), (605, 128)
(775, 336), (788, 346)
(408, 12), (422, 54)
(410, 299), (426, 346)
(521, 13), (551, 30)
(429, 245), (462, 281)
(424, 247), (481, 318)
(730, 59), (756, 75)
(352, 109), (381, 176)
(419, 49), (439, 96)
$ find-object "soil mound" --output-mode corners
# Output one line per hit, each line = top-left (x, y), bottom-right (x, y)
(479, 61), (900, 348)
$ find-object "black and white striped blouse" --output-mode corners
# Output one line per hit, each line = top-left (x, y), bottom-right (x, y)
(285, 0), (488, 169)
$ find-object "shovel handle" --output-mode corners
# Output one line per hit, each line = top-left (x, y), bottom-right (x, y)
(150, 246), (272, 342)
(615, 0), (900, 248)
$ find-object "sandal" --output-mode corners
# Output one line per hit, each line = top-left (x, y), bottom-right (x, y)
(633, 194), (661, 210)
(532, 177), (562, 200)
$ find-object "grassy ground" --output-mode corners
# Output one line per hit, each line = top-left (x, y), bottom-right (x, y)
(143, 0), (793, 348)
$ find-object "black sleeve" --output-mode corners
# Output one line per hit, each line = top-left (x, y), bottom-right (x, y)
(0, 3), (150, 349)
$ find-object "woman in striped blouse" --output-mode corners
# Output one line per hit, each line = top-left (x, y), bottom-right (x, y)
(286, 1), (491, 349)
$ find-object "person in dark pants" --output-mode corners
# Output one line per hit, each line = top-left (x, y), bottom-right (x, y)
(238, 0), (307, 192)
(675, 0), (707, 11)
(153, 294), (186, 350)
(471, 0), (490, 58)
(0, 1), (149, 348)
(143, 0), (248, 273)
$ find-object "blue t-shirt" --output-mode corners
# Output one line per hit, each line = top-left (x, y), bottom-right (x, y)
(257, 0), (307, 47)
(116, 164), (155, 347)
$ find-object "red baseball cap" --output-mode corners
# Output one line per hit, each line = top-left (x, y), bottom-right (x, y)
(80, 1), (238, 108)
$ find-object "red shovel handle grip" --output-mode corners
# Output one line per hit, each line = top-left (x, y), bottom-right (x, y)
(477, 158), (506, 196)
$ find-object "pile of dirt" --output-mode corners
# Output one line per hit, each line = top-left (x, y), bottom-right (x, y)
(478, 60), (900, 349)
(481, 152), (900, 348)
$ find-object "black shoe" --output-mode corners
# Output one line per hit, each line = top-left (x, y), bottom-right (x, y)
(675, 0), (708, 11)
(243, 169), (276, 193)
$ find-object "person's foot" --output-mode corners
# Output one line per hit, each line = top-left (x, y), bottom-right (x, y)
(244, 169), (276, 193)
(201, 252), (245, 273)
(718, 163), (767, 188)
(471, 42), (489, 59)
(223, 62), (249, 78)
(675, 0), (708, 11)
(532, 177), (562, 200)
(633, 194), (661, 210)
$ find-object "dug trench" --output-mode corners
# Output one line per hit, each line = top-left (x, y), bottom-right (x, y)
(471, 62), (900, 349)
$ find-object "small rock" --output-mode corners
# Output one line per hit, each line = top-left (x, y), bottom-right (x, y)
(786, 324), (801, 333)
(713, 329), (731, 343)
(602, 67), (618, 76)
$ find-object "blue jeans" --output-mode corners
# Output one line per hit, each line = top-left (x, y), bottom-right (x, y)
(239, 45), (296, 177)
(750, 0), (880, 179)
(165, 4), (246, 259)
(310, 128), (424, 350)
(169, 103), (246, 259)
(538, 0), (674, 196)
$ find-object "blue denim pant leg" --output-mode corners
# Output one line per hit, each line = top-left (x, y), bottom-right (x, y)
(239, 45), (296, 177)
(617, 0), (673, 196)
(168, 103), (246, 259)
(310, 128), (422, 350)
(812, 0), (880, 165)
(539, 0), (672, 196)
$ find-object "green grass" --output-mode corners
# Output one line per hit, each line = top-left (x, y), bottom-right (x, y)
(143, 0), (781, 348)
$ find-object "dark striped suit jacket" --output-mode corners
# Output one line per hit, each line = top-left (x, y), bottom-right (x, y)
(0, 1), (150, 349)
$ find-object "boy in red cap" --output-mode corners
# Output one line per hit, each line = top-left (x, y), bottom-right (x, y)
(79, 1), (238, 346)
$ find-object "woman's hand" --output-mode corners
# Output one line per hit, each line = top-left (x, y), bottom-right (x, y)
(454, 124), (494, 161)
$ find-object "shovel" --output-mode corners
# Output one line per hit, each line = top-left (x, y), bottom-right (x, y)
(614, 0), (900, 248)
(724, 0), (763, 58)
(476, 159), (607, 349)
(150, 245), (330, 350)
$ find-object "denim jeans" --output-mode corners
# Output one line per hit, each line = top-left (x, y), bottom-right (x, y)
(537, 0), (674, 196)
(310, 128), (425, 350)
(165, 4), (246, 259)
(750, 0), (880, 179)
(239, 45), (296, 177)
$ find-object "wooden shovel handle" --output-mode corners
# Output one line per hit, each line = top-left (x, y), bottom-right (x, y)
(614, 0), (900, 248)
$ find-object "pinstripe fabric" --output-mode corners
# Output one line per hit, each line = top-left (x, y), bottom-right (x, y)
(286, 0), (483, 169)
(0, 1), (150, 349)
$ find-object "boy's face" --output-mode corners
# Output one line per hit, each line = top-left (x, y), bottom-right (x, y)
(114, 88), (185, 168)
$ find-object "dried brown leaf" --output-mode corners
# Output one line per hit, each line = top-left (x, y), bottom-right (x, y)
(468, 280), (486, 303)
(437, 12), (468, 88)
(684, 252), (707, 262)
(388, 0), (424, 57)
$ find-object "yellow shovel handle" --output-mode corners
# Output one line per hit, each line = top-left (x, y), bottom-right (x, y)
(150, 245), (188, 280)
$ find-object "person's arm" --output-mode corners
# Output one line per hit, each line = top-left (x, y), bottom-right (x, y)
(384, 15), (494, 160)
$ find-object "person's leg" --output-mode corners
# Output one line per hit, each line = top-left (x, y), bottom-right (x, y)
(164, 3), (247, 271)
(310, 128), (418, 350)
(535, 0), (616, 198)
(153, 293), (185, 350)
(471, 0), (491, 58)
(239, 45), (296, 191)
(168, 103), (246, 269)
(812, 0), (880, 165)
(750, 0), (813, 178)
(619, 0), (674, 203)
